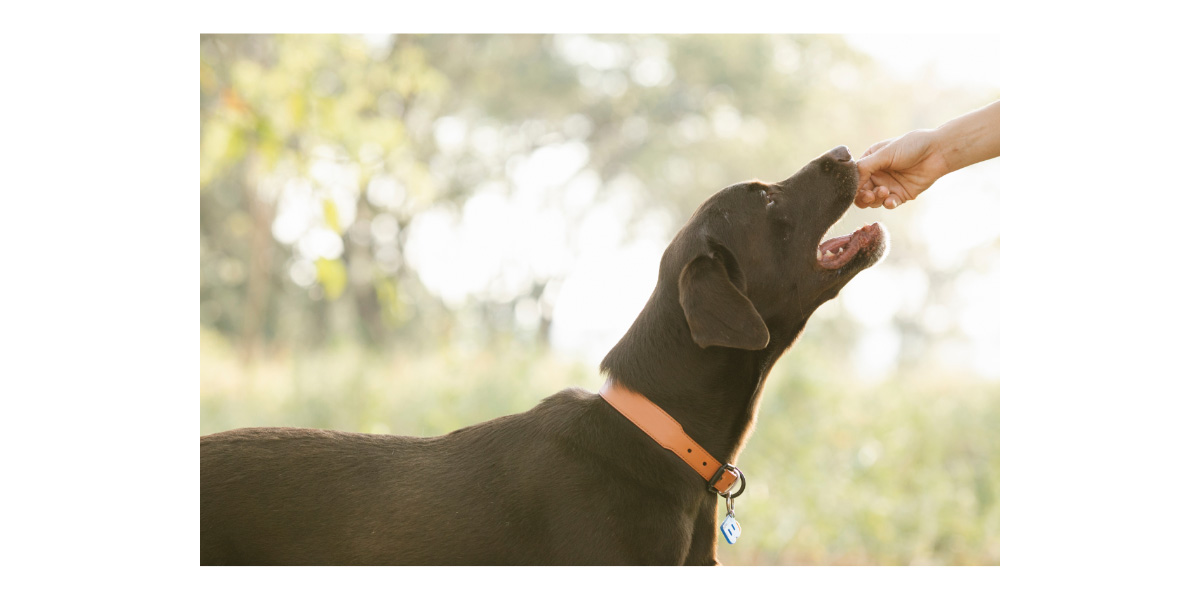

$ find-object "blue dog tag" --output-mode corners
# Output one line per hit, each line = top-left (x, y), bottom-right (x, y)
(720, 514), (742, 544)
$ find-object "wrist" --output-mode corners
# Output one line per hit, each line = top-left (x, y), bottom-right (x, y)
(917, 129), (955, 180)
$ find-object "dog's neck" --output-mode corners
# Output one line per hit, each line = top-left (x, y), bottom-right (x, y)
(600, 286), (806, 465)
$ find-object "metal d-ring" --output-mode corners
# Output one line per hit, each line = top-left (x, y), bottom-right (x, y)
(720, 467), (747, 500)
(720, 465), (748, 499)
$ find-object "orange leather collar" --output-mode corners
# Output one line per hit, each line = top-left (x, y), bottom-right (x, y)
(599, 378), (742, 495)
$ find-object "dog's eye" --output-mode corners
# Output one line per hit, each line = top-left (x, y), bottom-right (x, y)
(760, 189), (775, 206)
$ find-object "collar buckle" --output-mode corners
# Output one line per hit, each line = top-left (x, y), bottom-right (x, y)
(706, 464), (747, 498)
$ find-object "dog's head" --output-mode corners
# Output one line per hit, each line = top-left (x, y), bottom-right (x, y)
(662, 145), (889, 351)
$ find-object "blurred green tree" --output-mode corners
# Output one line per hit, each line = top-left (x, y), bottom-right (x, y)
(201, 34), (997, 371)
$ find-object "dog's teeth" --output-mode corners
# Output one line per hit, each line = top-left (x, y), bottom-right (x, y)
(822, 250), (834, 260)
(836, 247), (844, 254)
(816, 249), (823, 261)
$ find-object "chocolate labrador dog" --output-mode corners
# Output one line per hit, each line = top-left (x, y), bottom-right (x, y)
(201, 145), (887, 565)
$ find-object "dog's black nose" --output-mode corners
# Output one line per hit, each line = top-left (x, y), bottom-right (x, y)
(827, 145), (852, 162)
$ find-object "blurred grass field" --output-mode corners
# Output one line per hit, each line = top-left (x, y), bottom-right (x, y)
(200, 328), (998, 566)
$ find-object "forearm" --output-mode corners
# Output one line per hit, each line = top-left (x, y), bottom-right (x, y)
(933, 100), (1000, 174)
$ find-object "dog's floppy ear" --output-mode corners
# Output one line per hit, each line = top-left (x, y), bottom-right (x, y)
(678, 249), (769, 350)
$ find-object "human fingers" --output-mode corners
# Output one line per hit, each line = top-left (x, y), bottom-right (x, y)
(854, 169), (878, 204)
(877, 186), (891, 206)
(855, 189), (874, 208)
(857, 185), (888, 209)
(872, 186), (890, 208)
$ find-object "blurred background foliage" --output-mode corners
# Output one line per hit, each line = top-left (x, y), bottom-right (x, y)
(200, 34), (999, 565)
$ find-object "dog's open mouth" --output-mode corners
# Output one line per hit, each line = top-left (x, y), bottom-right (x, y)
(816, 222), (888, 270)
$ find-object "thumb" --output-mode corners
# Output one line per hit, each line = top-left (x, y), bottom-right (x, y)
(860, 138), (892, 159)
(856, 139), (894, 183)
(857, 149), (887, 183)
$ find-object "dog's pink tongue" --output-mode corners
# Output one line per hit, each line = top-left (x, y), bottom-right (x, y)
(816, 224), (879, 269)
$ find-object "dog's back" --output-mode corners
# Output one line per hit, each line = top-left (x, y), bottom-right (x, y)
(202, 427), (430, 564)
(200, 389), (657, 565)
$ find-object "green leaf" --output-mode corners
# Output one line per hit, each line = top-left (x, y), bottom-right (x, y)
(288, 92), (306, 128)
(315, 257), (347, 300)
(322, 199), (341, 232)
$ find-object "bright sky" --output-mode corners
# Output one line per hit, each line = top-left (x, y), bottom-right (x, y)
(845, 34), (1002, 89)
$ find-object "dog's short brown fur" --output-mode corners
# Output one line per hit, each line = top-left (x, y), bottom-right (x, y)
(201, 146), (887, 565)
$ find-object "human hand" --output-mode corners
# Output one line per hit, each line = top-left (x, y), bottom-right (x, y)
(855, 101), (1000, 209)
(854, 130), (950, 209)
